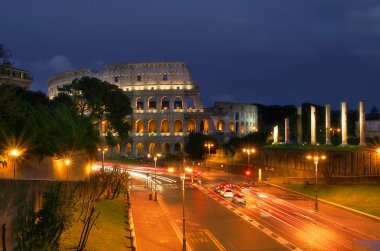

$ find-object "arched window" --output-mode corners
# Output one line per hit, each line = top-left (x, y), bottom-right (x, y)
(136, 97), (144, 110)
(161, 119), (170, 133)
(148, 143), (156, 156)
(240, 122), (245, 135)
(135, 120), (144, 133)
(235, 122), (239, 133)
(148, 97), (156, 109)
(161, 143), (170, 155)
(136, 143), (144, 156)
(174, 142), (182, 152)
(185, 97), (195, 109)
(217, 120), (225, 132)
(148, 119), (157, 133)
(174, 120), (183, 132)
(187, 119), (196, 132)
(229, 121), (234, 132)
(161, 96), (170, 110)
(174, 97), (183, 109)
(200, 119), (209, 133)
(126, 143), (132, 156)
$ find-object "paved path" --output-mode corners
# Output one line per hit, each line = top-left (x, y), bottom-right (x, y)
(130, 182), (182, 251)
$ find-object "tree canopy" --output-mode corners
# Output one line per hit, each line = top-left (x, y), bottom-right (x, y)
(0, 85), (99, 157)
(58, 77), (132, 139)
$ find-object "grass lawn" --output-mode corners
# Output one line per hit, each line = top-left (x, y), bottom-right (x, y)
(269, 181), (380, 217)
(60, 195), (130, 250)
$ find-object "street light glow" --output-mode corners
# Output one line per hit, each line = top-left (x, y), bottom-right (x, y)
(64, 159), (71, 166)
(10, 149), (20, 157)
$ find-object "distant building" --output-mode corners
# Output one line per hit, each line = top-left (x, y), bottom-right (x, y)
(48, 62), (258, 156)
(355, 120), (380, 138)
(0, 63), (32, 90)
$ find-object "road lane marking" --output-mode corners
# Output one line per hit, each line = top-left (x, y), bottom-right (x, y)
(201, 188), (302, 251)
(157, 196), (194, 251)
(203, 229), (227, 251)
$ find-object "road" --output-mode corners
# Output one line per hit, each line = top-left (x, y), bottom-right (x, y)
(124, 164), (380, 250)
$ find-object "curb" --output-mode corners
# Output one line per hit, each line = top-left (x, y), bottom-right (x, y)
(263, 181), (380, 222)
(126, 191), (137, 251)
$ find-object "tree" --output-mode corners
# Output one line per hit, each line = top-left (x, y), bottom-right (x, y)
(58, 77), (132, 139)
(0, 85), (99, 157)
(185, 132), (217, 159)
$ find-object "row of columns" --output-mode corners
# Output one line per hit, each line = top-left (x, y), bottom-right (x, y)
(273, 101), (366, 146)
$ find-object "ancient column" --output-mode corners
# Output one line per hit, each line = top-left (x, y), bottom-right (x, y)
(285, 118), (290, 144)
(297, 107), (302, 144)
(325, 104), (332, 145)
(341, 102), (348, 146)
(311, 106), (316, 145)
(359, 100), (366, 146)
(273, 125), (278, 144)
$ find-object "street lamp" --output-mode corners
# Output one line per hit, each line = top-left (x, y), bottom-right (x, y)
(204, 142), (214, 170)
(307, 153), (326, 212)
(242, 148), (255, 164)
(10, 149), (21, 179)
(98, 147), (108, 172)
(148, 153), (161, 201)
(168, 155), (190, 251)
(64, 158), (71, 181)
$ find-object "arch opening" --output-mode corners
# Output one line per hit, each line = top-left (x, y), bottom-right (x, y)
(187, 119), (196, 132)
(161, 143), (170, 155)
(217, 120), (225, 132)
(148, 97), (157, 109)
(161, 96), (170, 110)
(174, 120), (183, 133)
(185, 97), (195, 109)
(136, 97), (144, 110)
(161, 119), (170, 133)
(135, 120), (144, 133)
(136, 143), (144, 156)
(200, 119), (209, 133)
(174, 97), (183, 109)
(148, 119), (157, 133)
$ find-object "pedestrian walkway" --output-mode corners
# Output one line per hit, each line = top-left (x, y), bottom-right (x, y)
(130, 185), (182, 251)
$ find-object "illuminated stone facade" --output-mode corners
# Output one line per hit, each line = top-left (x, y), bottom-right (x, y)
(0, 64), (32, 90)
(48, 62), (258, 156)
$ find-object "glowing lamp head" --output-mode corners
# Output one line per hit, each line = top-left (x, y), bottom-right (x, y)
(377, 148), (380, 154)
(64, 159), (71, 166)
(307, 155), (312, 160)
(10, 149), (20, 157)
(167, 167), (175, 173)
(321, 155), (326, 160)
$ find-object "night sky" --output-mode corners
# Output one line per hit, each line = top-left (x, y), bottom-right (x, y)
(1, 1), (379, 109)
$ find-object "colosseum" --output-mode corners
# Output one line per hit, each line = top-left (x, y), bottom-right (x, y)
(48, 62), (258, 157)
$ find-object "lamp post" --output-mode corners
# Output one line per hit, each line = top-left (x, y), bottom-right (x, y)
(168, 154), (190, 251)
(98, 147), (108, 172)
(10, 149), (21, 179)
(242, 148), (255, 164)
(148, 153), (161, 201)
(204, 143), (214, 170)
(307, 153), (326, 212)
(180, 172), (187, 251)
(64, 158), (71, 181)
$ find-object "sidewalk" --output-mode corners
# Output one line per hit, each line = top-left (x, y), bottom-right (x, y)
(130, 185), (182, 251)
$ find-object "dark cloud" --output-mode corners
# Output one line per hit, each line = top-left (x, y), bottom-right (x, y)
(1, 0), (379, 109)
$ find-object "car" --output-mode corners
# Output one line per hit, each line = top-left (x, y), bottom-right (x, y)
(232, 193), (246, 204)
(223, 189), (234, 198)
(214, 185), (225, 195)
